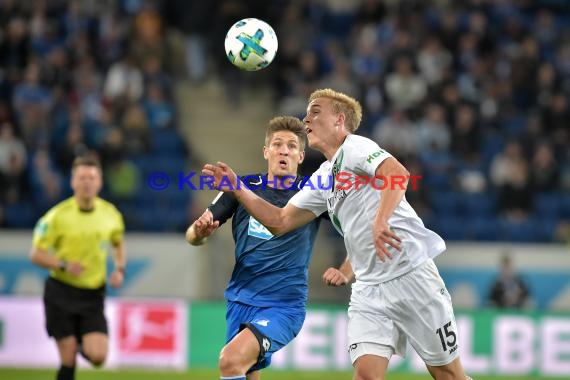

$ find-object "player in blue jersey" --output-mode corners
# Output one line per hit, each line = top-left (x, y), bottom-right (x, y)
(186, 116), (336, 380)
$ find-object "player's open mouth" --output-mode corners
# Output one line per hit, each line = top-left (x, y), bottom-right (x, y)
(306, 128), (312, 135)
(279, 160), (288, 167)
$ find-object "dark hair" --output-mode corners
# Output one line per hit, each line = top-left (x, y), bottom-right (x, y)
(265, 116), (306, 150)
(71, 156), (102, 174)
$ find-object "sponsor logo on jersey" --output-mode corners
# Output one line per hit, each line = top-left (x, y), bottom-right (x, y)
(365, 149), (386, 164)
(248, 217), (273, 240)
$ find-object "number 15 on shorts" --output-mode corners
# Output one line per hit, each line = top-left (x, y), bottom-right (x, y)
(436, 321), (457, 353)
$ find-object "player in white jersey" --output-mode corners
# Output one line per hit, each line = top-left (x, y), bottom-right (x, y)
(203, 89), (472, 380)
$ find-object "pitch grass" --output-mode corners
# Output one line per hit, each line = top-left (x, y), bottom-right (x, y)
(0, 368), (562, 380)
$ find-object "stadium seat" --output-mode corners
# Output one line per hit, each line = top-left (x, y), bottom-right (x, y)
(430, 191), (461, 217)
(150, 129), (188, 158)
(469, 217), (501, 241)
(435, 216), (469, 240)
(4, 203), (36, 229)
(560, 194), (570, 219)
(462, 193), (496, 218)
(534, 192), (562, 219)
(501, 219), (539, 242)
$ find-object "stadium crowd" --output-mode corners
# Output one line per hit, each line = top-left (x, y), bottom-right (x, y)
(0, 0), (191, 231)
(1, 0), (569, 242)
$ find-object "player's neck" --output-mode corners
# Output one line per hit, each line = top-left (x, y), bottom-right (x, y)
(74, 195), (95, 211)
(323, 133), (349, 161)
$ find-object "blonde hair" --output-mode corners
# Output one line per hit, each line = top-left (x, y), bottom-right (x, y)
(265, 116), (306, 150)
(309, 89), (363, 133)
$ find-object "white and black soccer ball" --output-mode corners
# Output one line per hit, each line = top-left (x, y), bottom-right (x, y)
(224, 18), (278, 71)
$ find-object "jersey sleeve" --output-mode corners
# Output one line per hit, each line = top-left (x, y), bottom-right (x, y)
(32, 211), (58, 251)
(289, 171), (327, 217)
(352, 137), (393, 176)
(110, 208), (125, 245)
(208, 191), (238, 225)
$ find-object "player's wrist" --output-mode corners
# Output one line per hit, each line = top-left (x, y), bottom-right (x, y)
(58, 260), (67, 272)
(115, 266), (125, 276)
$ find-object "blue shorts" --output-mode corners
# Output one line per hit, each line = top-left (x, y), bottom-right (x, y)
(226, 301), (305, 372)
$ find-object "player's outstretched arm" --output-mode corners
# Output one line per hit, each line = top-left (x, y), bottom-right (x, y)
(186, 209), (220, 246)
(323, 256), (354, 286)
(202, 162), (315, 234)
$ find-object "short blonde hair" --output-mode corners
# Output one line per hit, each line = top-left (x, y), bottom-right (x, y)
(309, 89), (363, 133)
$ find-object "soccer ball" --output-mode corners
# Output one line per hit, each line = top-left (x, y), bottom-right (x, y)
(224, 18), (278, 71)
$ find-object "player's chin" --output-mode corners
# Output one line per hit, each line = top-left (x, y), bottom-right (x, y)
(273, 166), (294, 177)
(306, 135), (318, 148)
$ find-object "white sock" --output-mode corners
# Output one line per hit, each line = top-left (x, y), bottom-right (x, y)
(220, 376), (246, 380)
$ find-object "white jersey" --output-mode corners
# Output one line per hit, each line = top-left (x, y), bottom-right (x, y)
(290, 134), (446, 284)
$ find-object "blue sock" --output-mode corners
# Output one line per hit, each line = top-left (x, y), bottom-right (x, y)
(220, 376), (246, 380)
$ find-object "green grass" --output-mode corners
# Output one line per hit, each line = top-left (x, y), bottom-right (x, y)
(0, 368), (564, 380)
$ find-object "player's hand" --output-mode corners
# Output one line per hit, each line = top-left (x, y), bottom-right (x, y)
(109, 269), (124, 288)
(202, 162), (239, 191)
(193, 210), (219, 238)
(66, 261), (85, 277)
(373, 220), (401, 262)
(322, 267), (349, 286)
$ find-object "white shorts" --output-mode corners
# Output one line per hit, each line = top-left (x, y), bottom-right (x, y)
(347, 259), (459, 366)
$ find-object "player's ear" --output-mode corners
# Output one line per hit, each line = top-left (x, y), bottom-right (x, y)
(263, 145), (269, 161)
(298, 150), (305, 164)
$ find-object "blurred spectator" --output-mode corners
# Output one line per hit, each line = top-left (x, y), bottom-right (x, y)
(0, 122), (27, 204)
(319, 56), (358, 100)
(142, 56), (173, 99)
(161, 0), (218, 82)
(489, 255), (531, 309)
(450, 104), (480, 160)
(384, 55), (427, 111)
(372, 108), (419, 159)
(98, 129), (124, 169)
(103, 53), (143, 106)
(417, 103), (450, 153)
(141, 82), (175, 130)
(417, 35), (452, 86)
(130, 7), (171, 71)
(28, 148), (64, 212)
(105, 159), (140, 199)
(56, 121), (88, 175)
(0, 122), (27, 174)
(0, 17), (30, 70)
(490, 140), (525, 187)
(529, 142), (559, 192)
(12, 62), (52, 140)
(121, 103), (150, 155)
(497, 159), (533, 221)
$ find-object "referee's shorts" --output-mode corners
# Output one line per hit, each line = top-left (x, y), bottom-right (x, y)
(43, 277), (107, 340)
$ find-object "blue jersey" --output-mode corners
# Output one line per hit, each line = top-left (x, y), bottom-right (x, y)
(208, 174), (320, 308)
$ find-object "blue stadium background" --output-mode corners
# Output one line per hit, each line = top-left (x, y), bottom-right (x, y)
(0, 0), (569, 243)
